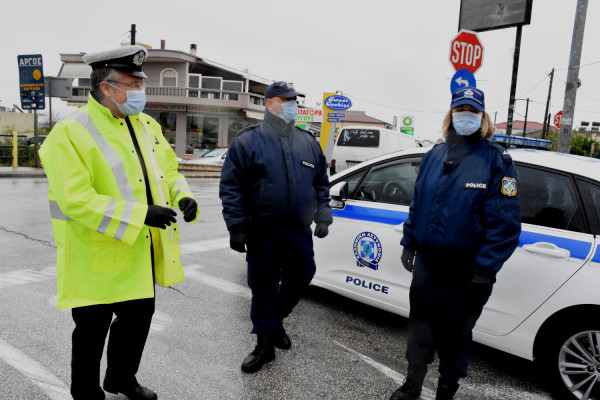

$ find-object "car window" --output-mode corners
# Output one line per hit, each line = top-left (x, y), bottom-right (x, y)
(351, 160), (420, 206)
(576, 178), (600, 235)
(339, 169), (367, 196)
(337, 128), (380, 147)
(516, 165), (585, 233)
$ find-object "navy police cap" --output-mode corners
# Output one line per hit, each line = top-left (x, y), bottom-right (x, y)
(82, 45), (148, 79)
(265, 81), (303, 99)
(451, 86), (485, 112)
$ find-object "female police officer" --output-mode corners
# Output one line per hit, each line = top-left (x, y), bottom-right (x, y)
(390, 87), (521, 400)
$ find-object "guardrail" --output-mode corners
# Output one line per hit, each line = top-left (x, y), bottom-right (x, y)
(0, 133), (33, 168)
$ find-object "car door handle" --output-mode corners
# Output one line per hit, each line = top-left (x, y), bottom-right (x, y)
(522, 242), (570, 258)
(393, 223), (404, 232)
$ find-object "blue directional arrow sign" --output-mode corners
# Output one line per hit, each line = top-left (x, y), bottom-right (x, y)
(450, 69), (476, 94)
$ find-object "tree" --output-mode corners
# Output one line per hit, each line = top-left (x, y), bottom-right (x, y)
(570, 133), (600, 157)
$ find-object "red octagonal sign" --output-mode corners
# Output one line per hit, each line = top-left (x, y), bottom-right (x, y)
(449, 30), (484, 74)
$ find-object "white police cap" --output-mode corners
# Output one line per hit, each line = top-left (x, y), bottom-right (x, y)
(82, 45), (148, 78)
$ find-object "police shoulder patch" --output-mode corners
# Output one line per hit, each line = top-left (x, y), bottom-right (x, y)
(488, 142), (512, 163)
(501, 176), (517, 197)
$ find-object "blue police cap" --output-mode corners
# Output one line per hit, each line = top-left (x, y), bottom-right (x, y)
(265, 81), (303, 99)
(82, 45), (148, 79)
(451, 86), (485, 112)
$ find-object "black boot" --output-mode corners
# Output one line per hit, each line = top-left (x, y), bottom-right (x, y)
(389, 364), (428, 400)
(273, 326), (291, 350)
(241, 335), (275, 373)
(103, 382), (157, 400)
(435, 377), (459, 400)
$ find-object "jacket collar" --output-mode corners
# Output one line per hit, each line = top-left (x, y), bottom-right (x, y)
(444, 127), (485, 166)
(263, 109), (294, 134)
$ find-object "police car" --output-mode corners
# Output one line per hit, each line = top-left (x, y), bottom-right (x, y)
(313, 144), (600, 400)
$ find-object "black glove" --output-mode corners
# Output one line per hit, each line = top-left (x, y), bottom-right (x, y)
(230, 231), (247, 253)
(401, 249), (416, 272)
(178, 197), (197, 222)
(468, 274), (493, 306)
(145, 205), (177, 229)
(314, 223), (329, 238)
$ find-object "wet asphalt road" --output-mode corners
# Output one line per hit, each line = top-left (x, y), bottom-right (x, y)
(0, 177), (559, 400)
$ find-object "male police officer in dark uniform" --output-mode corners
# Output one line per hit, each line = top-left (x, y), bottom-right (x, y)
(390, 87), (521, 400)
(219, 81), (332, 373)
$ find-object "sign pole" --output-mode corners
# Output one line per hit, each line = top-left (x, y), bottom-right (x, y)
(506, 25), (523, 136)
(34, 109), (40, 168)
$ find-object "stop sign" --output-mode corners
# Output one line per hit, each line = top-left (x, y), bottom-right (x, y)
(449, 30), (484, 74)
(554, 111), (563, 128)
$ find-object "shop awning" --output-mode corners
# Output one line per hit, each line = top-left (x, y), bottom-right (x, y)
(245, 110), (264, 120)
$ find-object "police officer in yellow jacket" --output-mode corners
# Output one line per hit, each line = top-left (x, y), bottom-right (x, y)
(39, 45), (198, 400)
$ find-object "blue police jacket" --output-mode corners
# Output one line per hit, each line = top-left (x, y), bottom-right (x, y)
(400, 130), (521, 279)
(220, 110), (333, 233)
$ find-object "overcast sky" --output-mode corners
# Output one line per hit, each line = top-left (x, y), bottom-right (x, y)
(1, 0), (599, 141)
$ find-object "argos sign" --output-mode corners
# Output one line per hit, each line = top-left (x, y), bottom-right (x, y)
(325, 95), (352, 111)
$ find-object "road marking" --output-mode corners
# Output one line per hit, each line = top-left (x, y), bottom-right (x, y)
(333, 341), (550, 400)
(183, 264), (251, 300)
(0, 338), (71, 400)
(150, 310), (173, 333)
(333, 340), (435, 399)
(180, 237), (230, 254)
(0, 266), (55, 289)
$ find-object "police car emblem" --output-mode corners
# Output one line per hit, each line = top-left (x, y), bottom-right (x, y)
(353, 232), (382, 271)
(501, 176), (517, 197)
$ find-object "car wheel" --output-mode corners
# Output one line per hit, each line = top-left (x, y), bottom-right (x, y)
(542, 326), (600, 400)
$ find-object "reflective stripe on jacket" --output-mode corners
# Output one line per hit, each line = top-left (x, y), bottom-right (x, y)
(40, 94), (196, 309)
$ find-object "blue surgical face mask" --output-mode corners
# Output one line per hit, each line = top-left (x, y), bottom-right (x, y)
(274, 100), (298, 122)
(108, 83), (147, 116)
(452, 111), (482, 136)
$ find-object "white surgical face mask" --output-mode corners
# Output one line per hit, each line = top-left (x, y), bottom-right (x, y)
(271, 99), (298, 122)
(108, 83), (146, 116)
(452, 111), (482, 136)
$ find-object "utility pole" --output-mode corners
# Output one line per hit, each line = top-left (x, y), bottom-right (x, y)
(522, 98), (529, 137)
(130, 24), (136, 45)
(542, 68), (554, 139)
(558, 0), (588, 153)
(506, 25), (523, 136)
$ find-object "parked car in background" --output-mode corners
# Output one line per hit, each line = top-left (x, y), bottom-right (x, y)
(181, 147), (228, 166)
(19, 135), (48, 146)
(330, 126), (421, 174)
(314, 145), (600, 400)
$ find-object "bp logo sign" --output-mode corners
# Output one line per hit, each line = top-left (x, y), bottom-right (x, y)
(353, 232), (382, 271)
(403, 116), (413, 126)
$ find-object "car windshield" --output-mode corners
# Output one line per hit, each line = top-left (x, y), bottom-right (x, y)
(201, 148), (227, 158)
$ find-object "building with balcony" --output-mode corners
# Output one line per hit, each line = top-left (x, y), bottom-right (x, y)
(57, 43), (275, 157)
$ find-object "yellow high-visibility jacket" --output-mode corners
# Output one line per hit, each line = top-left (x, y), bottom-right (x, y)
(40, 94), (197, 309)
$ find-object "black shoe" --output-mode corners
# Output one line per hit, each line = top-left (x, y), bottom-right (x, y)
(241, 334), (275, 373)
(273, 327), (292, 350)
(103, 383), (157, 400)
(435, 377), (459, 400)
(390, 364), (428, 400)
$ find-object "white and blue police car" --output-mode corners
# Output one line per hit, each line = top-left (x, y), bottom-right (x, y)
(313, 140), (600, 400)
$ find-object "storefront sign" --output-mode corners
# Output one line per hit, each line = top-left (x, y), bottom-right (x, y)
(188, 106), (237, 114)
(296, 108), (324, 123)
(144, 104), (186, 111)
(324, 95), (352, 111)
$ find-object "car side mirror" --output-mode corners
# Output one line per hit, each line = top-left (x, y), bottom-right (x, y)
(330, 181), (348, 209)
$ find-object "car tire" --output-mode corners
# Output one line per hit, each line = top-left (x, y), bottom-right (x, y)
(539, 324), (600, 400)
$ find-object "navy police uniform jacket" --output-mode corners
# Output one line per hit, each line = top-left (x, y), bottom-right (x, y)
(400, 130), (521, 280)
(220, 110), (333, 233)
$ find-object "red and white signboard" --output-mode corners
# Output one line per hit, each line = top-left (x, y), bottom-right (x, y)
(449, 30), (484, 74)
(554, 110), (563, 128)
(297, 108), (324, 123)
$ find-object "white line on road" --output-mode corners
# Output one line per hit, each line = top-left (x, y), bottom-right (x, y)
(183, 264), (251, 300)
(0, 338), (71, 400)
(0, 266), (56, 289)
(333, 341), (550, 400)
(180, 237), (230, 254)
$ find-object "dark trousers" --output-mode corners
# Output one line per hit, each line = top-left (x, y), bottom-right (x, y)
(406, 253), (491, 380)
(70, 297), (155, 400)
(246, 228), (316, 335)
